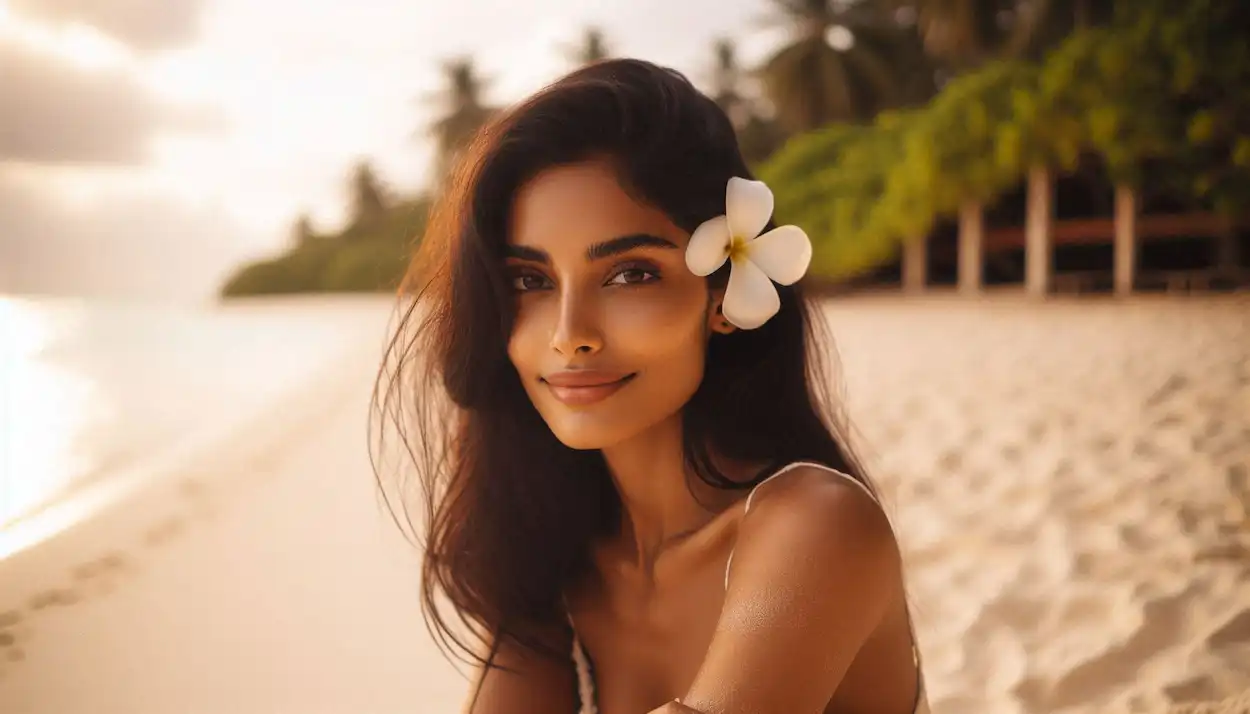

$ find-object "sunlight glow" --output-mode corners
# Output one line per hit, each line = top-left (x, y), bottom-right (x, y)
(0, 298), (107, 527)
(825, 25), (855, 52)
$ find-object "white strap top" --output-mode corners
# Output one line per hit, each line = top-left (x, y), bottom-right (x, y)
(569, 461), (930, 714)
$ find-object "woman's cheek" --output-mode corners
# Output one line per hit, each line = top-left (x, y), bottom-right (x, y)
(607, 286), (706, 350)
(507, 296), (552, 368)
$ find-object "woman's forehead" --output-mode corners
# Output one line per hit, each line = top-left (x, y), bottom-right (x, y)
(508, 162), (686, 251)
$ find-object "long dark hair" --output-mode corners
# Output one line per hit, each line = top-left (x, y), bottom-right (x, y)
(372, 58), (875, 672)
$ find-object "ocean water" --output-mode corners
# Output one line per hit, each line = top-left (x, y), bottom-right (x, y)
(0, 295), (396, 529)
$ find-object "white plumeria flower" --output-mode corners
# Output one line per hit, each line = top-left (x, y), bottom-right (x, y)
(685, 177), (813, 330)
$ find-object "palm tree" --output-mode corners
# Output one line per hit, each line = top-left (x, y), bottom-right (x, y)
(711, 39), (749, 124)
(426, 58), (497, 182)
(1007, 0), (1113, 296)
(893, 0), (1114, 68)
(290, 213), (317, 248)
(758, 0), (910, 132)
(709, 38), (787, 165)
(886, 0), (1012, 69)
(563, 27), (611, 67)
(349, 161), (389, 227)
(1008, 0), (1115, 58)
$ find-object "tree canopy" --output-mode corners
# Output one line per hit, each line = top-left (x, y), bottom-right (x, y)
(760, 0), (1249, 278)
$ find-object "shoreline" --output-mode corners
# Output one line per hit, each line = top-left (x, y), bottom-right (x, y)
(0, 331), (383, 617)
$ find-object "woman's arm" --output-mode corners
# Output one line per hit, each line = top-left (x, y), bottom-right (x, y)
(658, 467), (903, 714)
(466, 629), (579, 714)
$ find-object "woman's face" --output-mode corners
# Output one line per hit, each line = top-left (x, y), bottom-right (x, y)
(506, 160), (730, 450)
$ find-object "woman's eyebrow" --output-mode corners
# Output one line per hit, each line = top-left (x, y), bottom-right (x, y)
(586, 233), (678, 260)
(504, 233), (678, 264)
(504, 245), (549, 263)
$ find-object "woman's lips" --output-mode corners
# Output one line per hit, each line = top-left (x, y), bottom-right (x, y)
(542, 371), (636, 406)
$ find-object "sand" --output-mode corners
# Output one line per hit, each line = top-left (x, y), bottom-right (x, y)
(827, 293), (1250, 714)
(1, 293), (1248, 713)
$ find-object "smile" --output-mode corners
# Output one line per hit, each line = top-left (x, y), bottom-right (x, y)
(541, 371), (637, 406)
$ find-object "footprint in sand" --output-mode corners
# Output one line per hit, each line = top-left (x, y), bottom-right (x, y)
(1164, 675), (1221, 704)
(1227, 463), (1249, 498)
(178, 477), (222, 521)
(1133, 437), (1159, 459)
(1144, 374), (1187, 408)
(72, 550), (129, 580)
(1116, 523), (1155, 551)
(1206, 609), (1250, 650)
(937, 449), (962, 472)
(1090, 433), (1117, 453)
(28, 587), (82, 611)
(142, 515), (187, 547)
(0, 615), (31, 661)
(71, 551), (134, 597)
(1176, 504), (1207, 535)
(1194, 542), (1250, 563)
(1026, 418), (1048, 440)
(1152, 411), (1187, 429)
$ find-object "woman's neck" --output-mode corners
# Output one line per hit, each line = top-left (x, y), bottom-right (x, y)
(600, 416), (741, 575)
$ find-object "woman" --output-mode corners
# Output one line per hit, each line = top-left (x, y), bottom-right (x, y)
(375, 58), (928, 714)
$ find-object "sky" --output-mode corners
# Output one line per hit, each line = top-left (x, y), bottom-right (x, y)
(0, 0), (791, 301)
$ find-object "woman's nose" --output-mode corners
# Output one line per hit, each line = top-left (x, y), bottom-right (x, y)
(550, 293), (603, 357)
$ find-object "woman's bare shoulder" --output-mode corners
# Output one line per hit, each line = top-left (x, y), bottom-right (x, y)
(676, 466), (904, 712)
(740, 464), (896, 555)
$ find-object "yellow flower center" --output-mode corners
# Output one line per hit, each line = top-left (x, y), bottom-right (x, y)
(726, 235), (750, 263)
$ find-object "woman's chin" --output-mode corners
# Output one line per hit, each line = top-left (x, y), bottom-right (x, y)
(544, 414), (644, 452)
(549, 425), (620, 451)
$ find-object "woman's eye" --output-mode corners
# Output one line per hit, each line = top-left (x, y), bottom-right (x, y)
(511, 273), (551, 291)
(608, 267), (660, 286)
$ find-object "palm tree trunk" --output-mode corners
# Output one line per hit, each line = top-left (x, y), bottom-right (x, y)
(1075, 0), (1091, 29)
(1113, 185), (1137, 295)
(959, 201), (984, 294)
(1025, 166), (1053, 296)
(1215, 215), (1240, 280)
(902, 234), (928, 293)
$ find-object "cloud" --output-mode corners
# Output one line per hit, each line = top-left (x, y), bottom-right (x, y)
(6, 0), (207, 53)
(0, 167), (259, 301)
(0, 38), (224, 165)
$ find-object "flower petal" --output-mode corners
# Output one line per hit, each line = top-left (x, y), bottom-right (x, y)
(686, 215), (731, 276)
(726, 177), (774, 241)
(747, 225), (812, 285)
(722, 258), (781, 330)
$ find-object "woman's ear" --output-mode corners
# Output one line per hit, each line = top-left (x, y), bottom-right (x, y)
(708, 291), (736, 335)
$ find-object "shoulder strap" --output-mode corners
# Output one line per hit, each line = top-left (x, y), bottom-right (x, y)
(724, 461), (879, 591)
(563, 596), (599, 714)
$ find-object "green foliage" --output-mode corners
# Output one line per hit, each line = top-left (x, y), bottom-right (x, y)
(220, 199), (428, 297)
(761, 0), (1250, 280)
(764, 116), (915, 275)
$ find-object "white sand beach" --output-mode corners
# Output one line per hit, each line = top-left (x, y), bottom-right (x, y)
(1, 293), (1248, 713)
